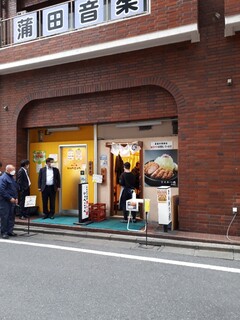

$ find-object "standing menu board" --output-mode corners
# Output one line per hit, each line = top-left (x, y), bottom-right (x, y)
(78, 183), (89, 223)
(157, 186), (172, 225)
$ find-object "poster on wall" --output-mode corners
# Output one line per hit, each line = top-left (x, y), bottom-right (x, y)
(144, 150), (178, 187)
(33, 150), (46, 173)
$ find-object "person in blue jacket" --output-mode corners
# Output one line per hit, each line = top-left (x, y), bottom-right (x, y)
(0, 165), (19, 239)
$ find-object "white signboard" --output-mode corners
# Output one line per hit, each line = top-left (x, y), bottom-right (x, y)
(150, 141), (173, 150)
(13, 1), (147, 45)
(24, 195), (37, 208)
(92, 174), (103, 183)
(13, 12), (37, 43)
(111, 0), (145, 20)
(126, 199), (139, 212)
(74, 0), (104, 29)
(42, 3), (69, 37)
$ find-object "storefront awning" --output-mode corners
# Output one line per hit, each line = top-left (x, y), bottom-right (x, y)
(225, 14), (240, 36)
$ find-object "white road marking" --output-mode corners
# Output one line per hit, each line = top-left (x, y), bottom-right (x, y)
(0, 239), (239, 274)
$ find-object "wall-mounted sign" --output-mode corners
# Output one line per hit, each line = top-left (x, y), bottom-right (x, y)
(74, 0), (104, 29)
(13, 12), (38, 43)
(111, 0), (145, 20)
(150, 141), (173, 150)
(92, 174), (103, 183)
(13, 0), (148, 44)
(42, 3), (69, 37)
(33, 150), (46, 164)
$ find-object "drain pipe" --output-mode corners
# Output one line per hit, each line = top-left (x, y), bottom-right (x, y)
(94, 124), (98, 203)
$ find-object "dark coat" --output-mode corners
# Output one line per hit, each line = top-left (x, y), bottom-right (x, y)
(119, 171), (136, 210)
(17, 167), (30, 191)
(38, 167), (61, 192)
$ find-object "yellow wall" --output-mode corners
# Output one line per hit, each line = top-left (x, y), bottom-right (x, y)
(29, 126), (94, 143)
(28, 127), (94, 214)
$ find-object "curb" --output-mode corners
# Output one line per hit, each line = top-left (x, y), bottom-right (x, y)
(14, 224), (240, 254)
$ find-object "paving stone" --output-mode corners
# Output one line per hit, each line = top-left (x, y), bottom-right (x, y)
(195, 249), (234, 260)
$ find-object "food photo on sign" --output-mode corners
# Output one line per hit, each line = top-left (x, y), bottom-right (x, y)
(144, 150), (178, 187)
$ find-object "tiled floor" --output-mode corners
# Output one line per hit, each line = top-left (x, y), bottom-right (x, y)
(15, 215), (240, 245)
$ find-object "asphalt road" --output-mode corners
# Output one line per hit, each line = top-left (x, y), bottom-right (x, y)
(0, 233), (239, 320)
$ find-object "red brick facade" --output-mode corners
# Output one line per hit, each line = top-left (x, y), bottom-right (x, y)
(1, 0), (240, 235)
(225, 0), (240, 15)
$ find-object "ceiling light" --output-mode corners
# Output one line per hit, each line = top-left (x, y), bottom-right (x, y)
(46, 126), (79, 133)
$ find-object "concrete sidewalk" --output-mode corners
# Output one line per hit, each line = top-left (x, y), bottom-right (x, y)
(14, 219), (240, 260)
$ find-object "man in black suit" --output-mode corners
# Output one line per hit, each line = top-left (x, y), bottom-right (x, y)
(38, 157), (61, 219)
(17, 159), (31, 220)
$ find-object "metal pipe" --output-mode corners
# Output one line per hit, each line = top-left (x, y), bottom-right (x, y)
(94, 124), (98, 203)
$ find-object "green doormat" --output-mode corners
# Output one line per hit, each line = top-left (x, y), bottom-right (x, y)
(31, 216), (146, 231)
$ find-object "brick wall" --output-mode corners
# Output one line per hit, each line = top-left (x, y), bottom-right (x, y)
(1, 0), (240, 235)
(225, 0), (240, 16)
(22, 86), (177, 128)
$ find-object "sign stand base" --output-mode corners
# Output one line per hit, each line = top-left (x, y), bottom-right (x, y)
(74, 220), (93, 226)
(18, 216), (37, 237)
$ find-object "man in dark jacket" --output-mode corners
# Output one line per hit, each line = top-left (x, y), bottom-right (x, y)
(38, 157), (61, 219)
(119, 162), (137, 223)
(17, 159), (31, 220)
(0, 165), (19, 238)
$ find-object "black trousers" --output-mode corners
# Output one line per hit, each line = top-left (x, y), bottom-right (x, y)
(19, 187), (30, 217)
(0, 199), (15, 234)
(42, 185), (56, 216)
(120, 188), (136, 220)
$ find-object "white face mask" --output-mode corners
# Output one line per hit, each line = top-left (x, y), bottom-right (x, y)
(10, 170), (15, 176)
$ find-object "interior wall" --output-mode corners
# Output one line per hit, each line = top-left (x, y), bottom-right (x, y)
(97, 122), (178, 222)
(28, 127), (94, 214)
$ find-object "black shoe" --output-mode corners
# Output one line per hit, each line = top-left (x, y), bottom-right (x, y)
(43, 215), (49, 219)
(50, 216), (55, 219)
(7, 232), (17, 237)
(133, 219), (137, 223)
(2, 234), (9, 239)
(121, 219), (128, 223)
(19, 216), (27, 220)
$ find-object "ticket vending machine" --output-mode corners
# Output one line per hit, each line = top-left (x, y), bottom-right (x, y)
(157, 186), (172, 229)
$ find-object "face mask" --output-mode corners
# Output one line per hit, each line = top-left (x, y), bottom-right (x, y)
(10, 170), (15, 176)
